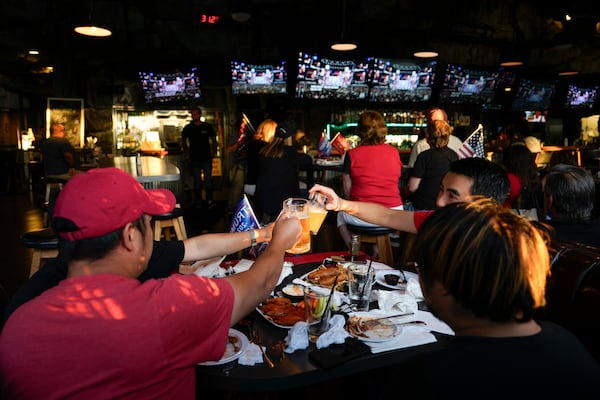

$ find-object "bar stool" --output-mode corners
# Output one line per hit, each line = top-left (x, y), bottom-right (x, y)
(152, 205), (187, 241)
(44, 176), (66, 203)
(347, 224), (396, 267)
(20, 228), (59, 277)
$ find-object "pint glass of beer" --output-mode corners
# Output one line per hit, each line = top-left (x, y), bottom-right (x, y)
(283, 198), (311, 254)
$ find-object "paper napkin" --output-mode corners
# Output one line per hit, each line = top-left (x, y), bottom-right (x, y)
(406, 277), (424, 300)
(237, 342), (264, 366)
(367, 325), (436, 354)
(375, 290), (418, 314)
(315, 314), (351, 349)
(284, 321), (309, 353)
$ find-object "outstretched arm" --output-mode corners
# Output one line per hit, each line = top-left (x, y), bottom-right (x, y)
(181, 225), (273, 263)
(308, 184), (417, 233)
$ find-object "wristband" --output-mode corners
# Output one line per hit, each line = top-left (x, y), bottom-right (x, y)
(249, 229), (257, 246)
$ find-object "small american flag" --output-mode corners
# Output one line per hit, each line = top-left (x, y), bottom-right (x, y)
(457, 125), (485, 159)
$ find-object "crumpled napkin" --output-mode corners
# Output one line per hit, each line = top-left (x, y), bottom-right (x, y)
(237, 342), (264, 366)
(405, 277), (424, 300)
(375, 290), (418, 314)
(284, 321), (309, 353)
(315, 314), (351, 349)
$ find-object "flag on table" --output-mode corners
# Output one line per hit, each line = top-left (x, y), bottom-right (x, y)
(229, 194), (266, 257)
(457, 124), (485, 159)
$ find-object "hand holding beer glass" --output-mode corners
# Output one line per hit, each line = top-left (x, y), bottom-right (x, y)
(282, 198), (311, 254)
(308, 194), (328, 235)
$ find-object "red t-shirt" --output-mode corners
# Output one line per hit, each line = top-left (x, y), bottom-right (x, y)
(413, 210), (434, 230)
(0, 274), (234, 399)
(345, 144), (403, 208)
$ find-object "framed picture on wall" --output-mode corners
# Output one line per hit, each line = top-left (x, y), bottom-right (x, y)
(46, 98), (84, 148)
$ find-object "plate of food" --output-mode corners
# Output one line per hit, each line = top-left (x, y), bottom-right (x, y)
(345, 313), (401, 342)
(375, 270), (418, 290)
(299, 262), (348, 291)
(257, 297), (309, 329)
(198, 328), (248, 366)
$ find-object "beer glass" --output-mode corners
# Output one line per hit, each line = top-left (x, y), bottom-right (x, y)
(283, 198), (311, 254)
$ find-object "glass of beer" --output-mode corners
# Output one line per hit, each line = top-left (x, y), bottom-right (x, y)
(308, 194), (327, 235)
(283, 198), (311, 254)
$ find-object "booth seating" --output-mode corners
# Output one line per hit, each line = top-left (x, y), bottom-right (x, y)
(20, 228), (59, 277)
(347, 224), (395, 267)
(152, 204), (187, 241)
(542, 241), (600, 361)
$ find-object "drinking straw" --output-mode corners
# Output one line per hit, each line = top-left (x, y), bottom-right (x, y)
(320, 275), (338, 323)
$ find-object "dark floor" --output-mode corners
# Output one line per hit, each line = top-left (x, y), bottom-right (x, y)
(0, 180), (347, 303)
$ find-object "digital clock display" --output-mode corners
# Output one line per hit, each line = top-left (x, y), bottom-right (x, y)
(200, 14), (220, 24)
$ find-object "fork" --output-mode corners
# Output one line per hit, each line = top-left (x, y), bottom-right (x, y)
(248, 323), (275, 368)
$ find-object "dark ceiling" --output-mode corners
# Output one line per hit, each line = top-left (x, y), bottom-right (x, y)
(0, 0), (599, 99)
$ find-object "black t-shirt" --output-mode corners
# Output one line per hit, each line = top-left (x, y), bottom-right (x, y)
(182, 121), (216, 161)
(410, 147), (458, 210)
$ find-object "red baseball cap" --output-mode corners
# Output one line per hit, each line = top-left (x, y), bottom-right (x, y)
(53, 167), (176, 241)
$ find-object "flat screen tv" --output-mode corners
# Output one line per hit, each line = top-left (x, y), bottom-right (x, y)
(564, 84), (599, 109)
(438, 63), (500, 104)
(295, 52), (369, 100)
(524, 110), (548, 123)
(138, 67), (201, 104)
(367, 57), (436, 103)
(511, 78), (556, 111)
(231, 60), (287, 95)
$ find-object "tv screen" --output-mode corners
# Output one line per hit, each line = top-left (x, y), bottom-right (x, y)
(138, 67), (201, 104)
(438, 64), (500, 104)
(564, 84), (599, 109)
(295, 52), (369, 100)
(367, 57), (436, 103)
(524, 110), (547, 123)
(231, 60), (287, 95)
(511, 78), (556, 111)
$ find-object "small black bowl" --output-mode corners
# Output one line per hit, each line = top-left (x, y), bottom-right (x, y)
(281, 284), (305, 302)
(384, 274), (400, 286)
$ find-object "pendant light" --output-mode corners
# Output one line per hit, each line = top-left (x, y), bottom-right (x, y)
(74, 0), (112, 38)
(331, 0), (357, 51)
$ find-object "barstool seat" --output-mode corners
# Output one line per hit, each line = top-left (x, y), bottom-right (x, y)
(347, 224), (396, 267)
(20, 228), (59, 277)
(152, 205), (187, 241)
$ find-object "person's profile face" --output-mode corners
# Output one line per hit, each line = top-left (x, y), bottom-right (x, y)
(436, 172), (474, 207)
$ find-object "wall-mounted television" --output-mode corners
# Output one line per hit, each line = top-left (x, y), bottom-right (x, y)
(367, 57), (436, 103)
(524, 110), (548, 123)
(511, 78), (556, 111)
(438, 64), (500, 104)
(138, 67), (201, 104)
(295, 52), (369, 100)
(564, 84), (599, 109)
(231, 60), (287, 95)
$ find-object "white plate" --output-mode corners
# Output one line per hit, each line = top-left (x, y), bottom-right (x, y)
(198, 328), (248, 366)
(346, 312), (401, 342)
(375, 270), (418, 290)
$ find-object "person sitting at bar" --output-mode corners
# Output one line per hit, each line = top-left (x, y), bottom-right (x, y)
(336, 110), (404, 250)
(542, 163), (600, 247)
(404, 119), (457, 210)
(309, 157), (509, 234)
(0, 168), (301, 399)
(375, 199), (600, 395)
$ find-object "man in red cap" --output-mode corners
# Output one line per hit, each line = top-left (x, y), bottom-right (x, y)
(0, 167), (301, 399)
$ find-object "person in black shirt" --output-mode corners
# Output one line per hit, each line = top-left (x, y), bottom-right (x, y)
(181, 108), (217, 206)
(542, 163), (600, 247)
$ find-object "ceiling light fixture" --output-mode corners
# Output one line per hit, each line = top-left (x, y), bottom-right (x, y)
(74, 0), (112, 37)
(413, 50), (439, 58)
(331, 0), (357, 52)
